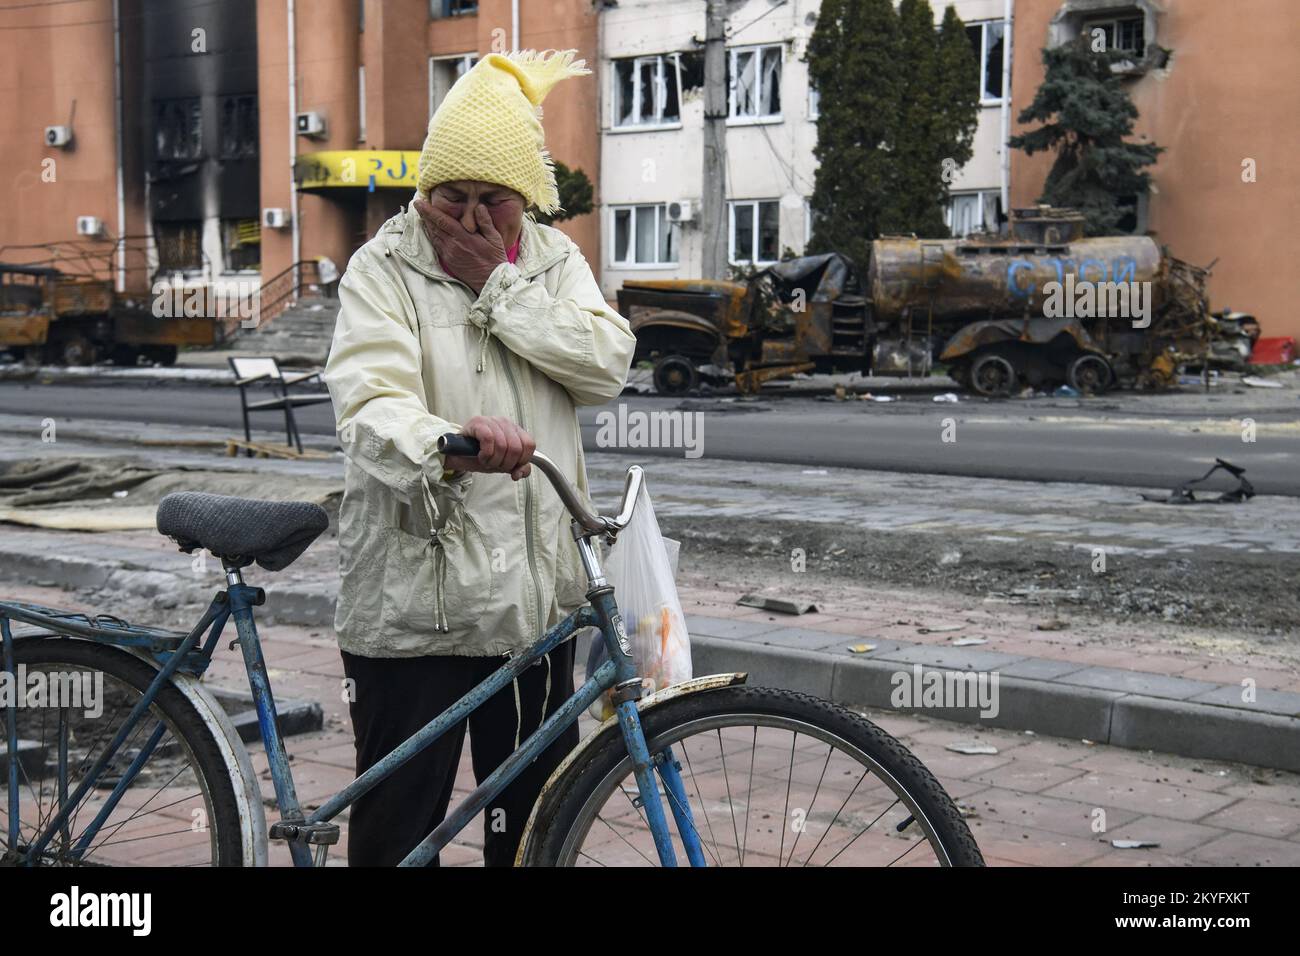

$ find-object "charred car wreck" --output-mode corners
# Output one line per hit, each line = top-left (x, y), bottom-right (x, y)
(619, 207), (1252, 396)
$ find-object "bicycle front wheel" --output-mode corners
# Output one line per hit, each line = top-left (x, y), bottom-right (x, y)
(520, 685), (984, 867)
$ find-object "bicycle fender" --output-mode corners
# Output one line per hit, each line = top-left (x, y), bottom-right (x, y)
(515, 672), (748, 866)
(158, 665), (270, 867)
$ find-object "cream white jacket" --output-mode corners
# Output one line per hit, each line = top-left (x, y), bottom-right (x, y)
(324, 200), (635, 657)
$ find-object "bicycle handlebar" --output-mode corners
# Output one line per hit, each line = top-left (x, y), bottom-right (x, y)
(436, 432), (642, 536)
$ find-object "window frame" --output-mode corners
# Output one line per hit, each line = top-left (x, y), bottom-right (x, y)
(610, 53), (683, 131)
(428, 53), (479, 117)
(966, 20), (1008, 106)
(944, 189), (1001, 238)
(727, 43), (783, 123)
(1082, 14), (1146, 56)
(728, 199), (781, 266)
(608, 203), (680, 269)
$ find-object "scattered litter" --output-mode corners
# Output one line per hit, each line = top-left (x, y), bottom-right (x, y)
(737, 594), (819, 615)
(1023, 730), (1036, 736)
(951, 637), (987, 647)
(111, 489), (129, 498)
(801, 469), (829, 475)
(932, 392), (960, 403)
(945, 743), (998, 755)
(918, 624), (963, 634)
(1140, 458), (1255, 505)
(1053, 385), (1080, 397)
(1111, 839), (1160, 850)
(1081, 739), (1096, 746)
(1241, 375), (1284, 389)
(861, 394), (894, 402)
(1036, 618), (1069, 631)
(847, 643), (876, 654)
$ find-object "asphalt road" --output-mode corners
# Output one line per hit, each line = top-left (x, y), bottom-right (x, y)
(1, 380), (1296, 496)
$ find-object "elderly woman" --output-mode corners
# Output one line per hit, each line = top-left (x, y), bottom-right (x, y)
(323, 50), (635, 867)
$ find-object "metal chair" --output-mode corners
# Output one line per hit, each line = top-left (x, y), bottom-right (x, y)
(228, 356), (332, 455)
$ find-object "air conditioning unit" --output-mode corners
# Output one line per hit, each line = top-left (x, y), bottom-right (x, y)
(45, 125), (73, 148)
(666, 200), (695, 224)
(262, 208), (291, 229)
(295, 111), (327, 138)
(76, 216), (104, 238)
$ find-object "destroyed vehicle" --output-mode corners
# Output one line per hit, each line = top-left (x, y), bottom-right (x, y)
(619, 207), (1237, 397)
(0, 262), (230, 367)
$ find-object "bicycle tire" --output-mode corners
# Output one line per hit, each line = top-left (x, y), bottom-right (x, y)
(519, 684), (984, 867)
(3, 638), (245, 866)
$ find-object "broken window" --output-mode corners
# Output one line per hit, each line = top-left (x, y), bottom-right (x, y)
(429, 54), (478, 117)
(1084, 14), (1145, 55)
(154, 98), (202, 161)
(730, 200), (780, 264)
(218, 94), (258, 160)
(965, 21), (1006, 103)
(222, 218), (261, 272)
(611, 204), (679, 266)
(431, 0), (477, 17)
(946, 190), (1002, 237)
(612, 54), (681, 127)
(728, 44), (782, 119)
(155, 221), (203, 272)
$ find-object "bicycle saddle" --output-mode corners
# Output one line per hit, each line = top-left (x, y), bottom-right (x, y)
(156, 492), (329, 571)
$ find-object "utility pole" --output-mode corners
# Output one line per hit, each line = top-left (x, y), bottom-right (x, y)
(701, 0), (728, 280)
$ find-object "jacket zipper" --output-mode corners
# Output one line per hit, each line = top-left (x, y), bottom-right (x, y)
(495, 337), (546, 637)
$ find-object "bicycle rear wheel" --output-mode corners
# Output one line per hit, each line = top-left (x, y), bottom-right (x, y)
(520, 685), (983, 867)
(1, 638), (245, 866)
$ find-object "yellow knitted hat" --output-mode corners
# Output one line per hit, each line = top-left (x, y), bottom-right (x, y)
(417, 49), (590, 215)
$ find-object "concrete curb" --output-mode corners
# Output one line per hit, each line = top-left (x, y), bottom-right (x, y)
(3, 545), (1298, 773)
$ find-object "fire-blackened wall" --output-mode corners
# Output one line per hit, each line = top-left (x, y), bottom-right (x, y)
(143, 0), (259, 274)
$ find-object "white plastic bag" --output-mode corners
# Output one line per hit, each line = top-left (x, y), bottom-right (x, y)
(585, 483), (692, 720)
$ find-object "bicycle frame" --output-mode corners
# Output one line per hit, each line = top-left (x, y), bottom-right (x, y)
(1, 544), (707, 867)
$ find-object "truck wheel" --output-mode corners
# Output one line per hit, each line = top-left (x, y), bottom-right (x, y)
(142, 345), (178, 366)
(970, 352), (1017, 397)
(653, 354), (699, 396)
(1066, 354), (1113, 395)
(109, 345), (142, 366)
(59, 336), (98, 366)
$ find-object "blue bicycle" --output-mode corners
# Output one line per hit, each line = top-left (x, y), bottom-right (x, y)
(0, 437), (982, 867)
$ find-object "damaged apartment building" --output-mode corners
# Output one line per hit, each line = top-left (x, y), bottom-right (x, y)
(595, 0), (1296, 342)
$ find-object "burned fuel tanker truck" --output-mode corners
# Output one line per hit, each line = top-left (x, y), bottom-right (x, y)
(619, 206), (1226, 396)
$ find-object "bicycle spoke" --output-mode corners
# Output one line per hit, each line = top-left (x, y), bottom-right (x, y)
(678, 743), (726, 866)
(823, 796), (901, 867)
(782, 742), (832, 868)
(715, 728), (743, 866)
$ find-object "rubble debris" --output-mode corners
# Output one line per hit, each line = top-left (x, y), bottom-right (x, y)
(737, 594), (819, 615)
(1139, 458), (1255, 505)
(945, 743), (999, 755)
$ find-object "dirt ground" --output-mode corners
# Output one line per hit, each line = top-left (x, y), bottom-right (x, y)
(662, 513), (1300, 643)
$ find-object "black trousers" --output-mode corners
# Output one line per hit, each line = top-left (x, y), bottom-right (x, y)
(340, 640), (578, 867)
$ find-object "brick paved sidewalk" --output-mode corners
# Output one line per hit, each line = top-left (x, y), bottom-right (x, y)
(8, 579), (1299, 866)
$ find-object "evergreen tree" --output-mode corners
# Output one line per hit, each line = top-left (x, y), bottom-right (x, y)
(1009, 38), (1163, 235)
(882, 0), (978, 237)
(807, 0), (980, 268)
(806, 0), (900, 270)
(533, 161), (594, 225)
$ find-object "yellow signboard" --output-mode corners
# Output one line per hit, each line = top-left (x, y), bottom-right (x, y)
(295, 150), (420, 191)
